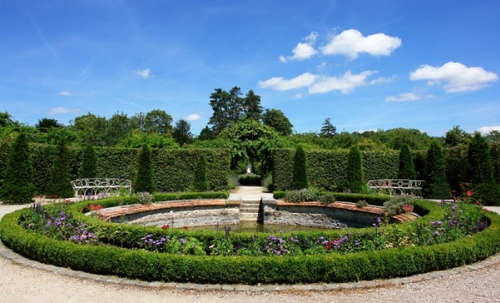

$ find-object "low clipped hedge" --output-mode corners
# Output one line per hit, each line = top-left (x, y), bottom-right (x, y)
(273, 191), (391, 206)
(1, 199), (500, 285)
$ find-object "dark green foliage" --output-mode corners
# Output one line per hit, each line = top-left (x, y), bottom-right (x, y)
(444, 125), (471, 147)
(35, 118), (62, 132)
(79, 145), (97, 178)
(468, 132), (500, 205)
(347, 146), (363, 193)
(0, 133), (35, 204)
(444, 146), (469, 190)
(291, 146), (307, 189)
(172, 119), (193, 146)
(135, 144), (154, 193)
(45, 141), (75, 198)
(398, 144), (416, 179)
(238, 174), (261, 186)
(319, 118), (336, 138)
(193, 154), (208, 191)
(198, 126), (215, 140)
(424, 142), (451, 199)
(261, 108), (293, 136)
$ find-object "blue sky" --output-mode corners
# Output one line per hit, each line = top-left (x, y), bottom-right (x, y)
(1, 1), (499, 137)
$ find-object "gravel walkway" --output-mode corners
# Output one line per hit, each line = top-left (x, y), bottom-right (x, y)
(1, 203), (500, 303)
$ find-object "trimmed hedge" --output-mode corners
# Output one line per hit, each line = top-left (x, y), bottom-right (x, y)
(0, 142), (230, 193)
(1, 199), (499, 285)
(273, 191), (391, 207)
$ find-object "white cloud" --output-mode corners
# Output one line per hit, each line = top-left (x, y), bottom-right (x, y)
(409, 62), (498, 93)
(258, 73), (318, 91)
(48, 107), (81, 115)
(59, 90), (72, 96)
(136, 68), (152, 78)
(477, 125), (500, 134)
(280, 32), (318, 62)
(385, 92), (422, 102)
(321, 29), (401, 59)
(309, 70), (375, 94)
(370, 76), (396, 85)
(184, 114), (200, 121)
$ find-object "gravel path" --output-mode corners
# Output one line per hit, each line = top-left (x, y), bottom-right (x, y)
(1, 203), (500, 303)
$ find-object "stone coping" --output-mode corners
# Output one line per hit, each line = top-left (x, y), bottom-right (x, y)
(98, 199), (235, 221)
(1, 238), (499, 293)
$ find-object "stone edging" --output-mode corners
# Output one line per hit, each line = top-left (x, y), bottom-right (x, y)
(1, 239), (499, 293)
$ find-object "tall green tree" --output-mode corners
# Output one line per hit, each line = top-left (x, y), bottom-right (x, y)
(0, 133), (35, 204)
(398, 144), (416, 179)
(45, 140), (75, 198)
(468, 132), (500, 205)
(79, 145), (97, 179)
(347, 145), (363, 192)
(172, 119), (193, 146)
(424, 141), (450, 199)
(70, 113), (109, 146)
(320, 118), (336, 138)
(135, 144), (154, 193)
(35, 118), (63, 133)
(242, 90), (263, 121)
(198, 126), (215, 141)
(208, 87), (243, 135)
(291, 146), (308, 189)
(444, 125), (471, 147)
(262, 108), (293, 136)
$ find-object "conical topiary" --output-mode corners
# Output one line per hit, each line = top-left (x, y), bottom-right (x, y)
(424, 141), (450, 199)
(398, 144), (416, 179)
(347, 145), (364, 193)
(79, 145), (97, 179)
(193, 154), (208, 192)
(45, 140), (75, 198)
(0, 133), (36, 204)
(291, 146), (308, 189)
(135, 144), (154, 193)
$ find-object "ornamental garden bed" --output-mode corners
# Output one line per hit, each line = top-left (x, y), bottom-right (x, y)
(1, 193), (499, 285)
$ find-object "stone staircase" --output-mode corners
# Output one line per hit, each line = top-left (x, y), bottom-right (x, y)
(238, 199), (260, 221)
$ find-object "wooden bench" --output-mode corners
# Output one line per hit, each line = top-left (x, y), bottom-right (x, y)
(71, 178), (132, 197)
(367, 179), (425, 196)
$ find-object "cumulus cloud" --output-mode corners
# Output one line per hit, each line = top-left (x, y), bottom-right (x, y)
(309, 70), (375, 94)
(321, 29), (401, 59)
(136, 68), (152, 78)
(477, 125), (500, 134)
(280, 32), (318, 62)
(58, 90), (72, 96)
(409, 62), (498, 93)
(48, 107), (81, 115)
(184, 114), (200, 121)
(370, 76), (396, 85)
(258, 73), (318, 91)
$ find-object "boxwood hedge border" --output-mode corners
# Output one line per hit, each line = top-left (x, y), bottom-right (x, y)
(1, 197), (500, 285)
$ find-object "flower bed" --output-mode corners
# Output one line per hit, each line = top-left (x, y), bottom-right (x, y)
(1, 194), (500, 285)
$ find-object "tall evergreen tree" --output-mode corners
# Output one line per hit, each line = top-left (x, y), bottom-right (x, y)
(291, 146), (308, 189)
(242, 90), (263, 121)
(0, 133), (35, 204)
(398, 144), (416, 179)
(347, 145), (364, 192)
(468, 132), (500, 205)
(261, 108), (293, 136)
(45, 140), (75, 198)
(193, 154), (208, 192)
(79, 145), (97, 178)
(135, 144), (154, 193)
(424, 141), (450, 199)
(172, 119), (193, 146)
(320, 118), (336, 138)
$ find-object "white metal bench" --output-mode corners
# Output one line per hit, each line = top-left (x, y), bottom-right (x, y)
(71, 178), (132, 197)
(367, 179), (425, 196)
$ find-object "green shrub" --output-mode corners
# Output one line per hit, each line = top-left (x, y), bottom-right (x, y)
(319, 192), (336, 204)
(135, 144), (154, 193)
(424, 142), (451, 199)
(347, 146), (363, 193)
(398, 144), (416, 179)
(356, 199), (368, 208)
(45, 140), (74, 198)
(291, 146), (308, 189)
(0, 133), (35, 204)
(283, 188), (321, 202)
(137, 192), (154, 205)
(79, 145), (97, 178)
(383, 195), (416, 216)
(193, 154), (208, 191)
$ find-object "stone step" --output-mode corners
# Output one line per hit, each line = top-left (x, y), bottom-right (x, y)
(239, 213), (259, 221)
(240, 205), (259, 210)
(240, 200), (260, 205)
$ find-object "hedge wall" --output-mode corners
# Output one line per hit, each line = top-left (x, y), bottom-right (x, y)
(1, 199), (499, 285)
(273, 149), (399, 191)
(0, 142), (230, 193)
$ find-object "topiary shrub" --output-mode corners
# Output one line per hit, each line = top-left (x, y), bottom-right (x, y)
(398, 144), (416, 179)
(135, 144), (154, 193)
(291, 146), (307, 189)
(424, 142), (451, 199)
(193, 154), (208, 191)
(45, 140), (74, 198)
(79, 145), (97, 179)
(0, 133), (36, 204)
(347, 145), (363, 193)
